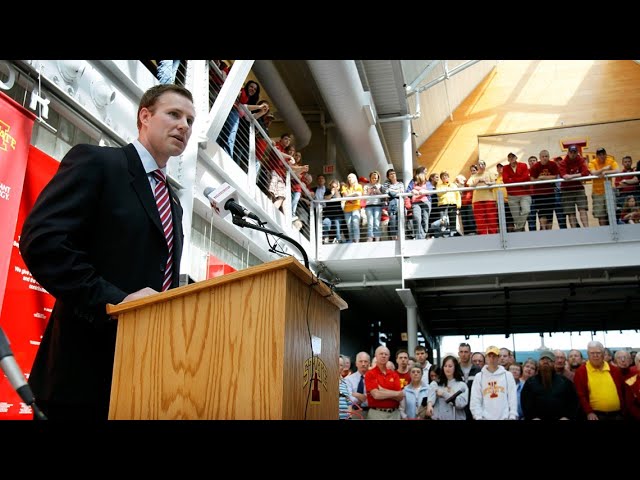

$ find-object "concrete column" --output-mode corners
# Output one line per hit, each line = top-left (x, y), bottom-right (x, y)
(326, 128), (337, 169)
(407, 306), (418, 356)
(176, 60), (208, 276)
(401, 118), (413, 186)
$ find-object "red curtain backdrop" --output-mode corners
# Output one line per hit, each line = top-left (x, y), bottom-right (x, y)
(0, 145), (58, 419)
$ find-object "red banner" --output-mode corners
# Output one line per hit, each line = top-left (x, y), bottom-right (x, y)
(0, 92), (35, 317)
(207, 254), (236, 278)
(0, 146), (58, 419)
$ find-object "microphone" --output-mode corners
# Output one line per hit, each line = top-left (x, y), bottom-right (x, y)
(203, 184), (261, 222)
(445, 388), (465, 404)
(0, 327), (47, 419)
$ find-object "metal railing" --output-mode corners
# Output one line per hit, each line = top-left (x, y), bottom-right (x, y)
(312, 172), (639, 253)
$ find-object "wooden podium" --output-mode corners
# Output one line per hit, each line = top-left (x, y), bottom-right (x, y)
(105, 257), (347, 420)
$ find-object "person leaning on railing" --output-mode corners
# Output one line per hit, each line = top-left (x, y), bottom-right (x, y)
(322, 179), (344, 243)
(380, 169), (405, 240)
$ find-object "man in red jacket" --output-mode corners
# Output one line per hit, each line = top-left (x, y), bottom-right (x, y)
(501, 152), (532, 232)
(558, 146), (591, 228)
(574, 340), (624, 420)
(624, 354), (640, 420)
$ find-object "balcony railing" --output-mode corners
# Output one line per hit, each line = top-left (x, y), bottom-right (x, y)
(312, 172), (639, 257)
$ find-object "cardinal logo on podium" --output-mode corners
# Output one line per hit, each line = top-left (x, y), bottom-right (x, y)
(303, 355), (328, 404)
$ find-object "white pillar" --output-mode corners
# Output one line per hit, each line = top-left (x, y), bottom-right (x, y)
(326, 128), (337, 170)
(397, 288), (418, 354)
(176, 60), (208, 277)
(401, 118), (413, 186)
(407, 306), (418, 356)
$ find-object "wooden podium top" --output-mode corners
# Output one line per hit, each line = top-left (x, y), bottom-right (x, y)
(106, 256), (347, 316)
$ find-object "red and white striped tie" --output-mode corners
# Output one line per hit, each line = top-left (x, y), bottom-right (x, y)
(152, 170), (174, 291)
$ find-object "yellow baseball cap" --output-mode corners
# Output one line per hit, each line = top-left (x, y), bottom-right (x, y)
(485, 346), (500, 356)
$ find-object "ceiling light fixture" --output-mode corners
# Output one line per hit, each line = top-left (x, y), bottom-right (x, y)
(91, 79), (116, 108)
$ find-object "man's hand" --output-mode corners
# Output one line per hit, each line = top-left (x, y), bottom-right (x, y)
(120, 287), (159, 304)
(352, 392), (366, 404)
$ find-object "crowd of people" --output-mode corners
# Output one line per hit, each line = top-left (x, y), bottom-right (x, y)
(316, 147), (639, 243)
(338, 341), (640, 420)
(154, 62), (640, 240)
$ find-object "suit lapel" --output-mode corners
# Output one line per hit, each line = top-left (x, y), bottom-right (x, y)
(124, 144), (164, 237)
(167, 182), (183, 282)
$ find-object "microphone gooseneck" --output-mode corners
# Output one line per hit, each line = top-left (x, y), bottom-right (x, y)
(0, 327), (48, 420)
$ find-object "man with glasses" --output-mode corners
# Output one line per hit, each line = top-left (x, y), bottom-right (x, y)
(344, 351), (371, 419)
(574, 341), (625, 420)
(471, 352), (485, 369)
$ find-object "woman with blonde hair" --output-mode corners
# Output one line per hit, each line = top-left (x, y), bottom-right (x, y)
(467, 160), (498, 234)
(341, 173), (363, 243)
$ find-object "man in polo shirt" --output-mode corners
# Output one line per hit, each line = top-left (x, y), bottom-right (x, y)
(574, 340), (625, 420)
(364, 346), (404, 420)
(587, 147), (619, 226)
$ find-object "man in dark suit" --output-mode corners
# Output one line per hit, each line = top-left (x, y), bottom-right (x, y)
(19, 84), (195, 420)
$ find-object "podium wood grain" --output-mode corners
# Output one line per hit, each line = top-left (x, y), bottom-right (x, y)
(107, 257), (346, 420)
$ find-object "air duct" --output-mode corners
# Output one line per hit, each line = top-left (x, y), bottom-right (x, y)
(252, 60), (311, 149)
(307, 60), (388, 177)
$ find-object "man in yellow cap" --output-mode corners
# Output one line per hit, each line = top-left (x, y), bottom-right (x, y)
(469, 346), (518, 420)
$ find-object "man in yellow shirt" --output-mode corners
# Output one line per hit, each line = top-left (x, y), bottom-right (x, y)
(574, 340), (624, 420)
(588, 148), (619, 226)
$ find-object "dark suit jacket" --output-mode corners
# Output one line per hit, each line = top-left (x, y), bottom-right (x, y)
(20, 143), (184, 416)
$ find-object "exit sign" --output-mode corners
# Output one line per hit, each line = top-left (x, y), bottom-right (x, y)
(323, 165), (335, 175)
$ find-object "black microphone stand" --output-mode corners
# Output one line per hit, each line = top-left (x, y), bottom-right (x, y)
(231, 214), (309, 270)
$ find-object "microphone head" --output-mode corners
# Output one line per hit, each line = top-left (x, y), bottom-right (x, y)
(204, 183), (238, 219)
